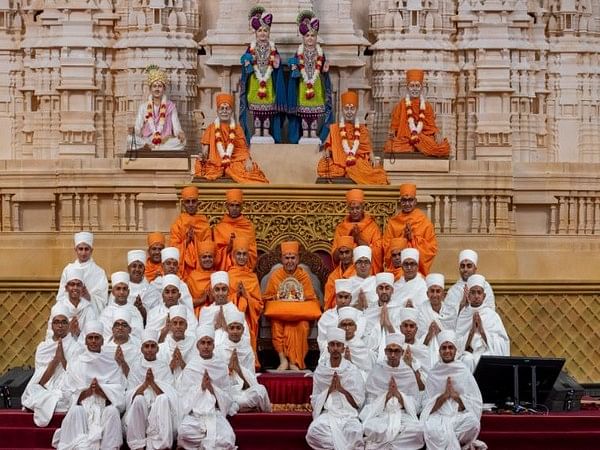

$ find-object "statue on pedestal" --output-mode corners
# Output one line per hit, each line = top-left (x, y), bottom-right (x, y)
(318, 91), (389, 185)
(384, 69), (450, 158)
(127, 65), (186, 151)
(194, 93), (269, 184)
(239, 6), (286, 145)
(287, 10), (333, 144)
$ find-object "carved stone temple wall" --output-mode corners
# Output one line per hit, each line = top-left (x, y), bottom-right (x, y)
(0, 1), (600, 381)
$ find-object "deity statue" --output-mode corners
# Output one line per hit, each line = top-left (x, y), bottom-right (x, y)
(383, 69), (450, 158)
(239, 6), (286, 144)
(287, 10), (333, 144)
(127, 65), (186, 151)
(317, 91), (389, 185)
(194, 92), (269, 184)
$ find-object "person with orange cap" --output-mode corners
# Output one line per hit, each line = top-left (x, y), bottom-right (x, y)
(194, 92), (269, 184)
(386, 237), (406, 281)
(227, 237), (264, 368)
(213, 188), (258, 272)
(383, 183), (438, 275)
(262, 241), (320, 371)
(317, 90), (389, 185)
(186, 240), (218, 317)
(384, 69), (450, 157)
(144, 232), (165, 282)
(332, 188), (383, 273)
(169, 185), (211, 281)
(322, 235), (356, 310)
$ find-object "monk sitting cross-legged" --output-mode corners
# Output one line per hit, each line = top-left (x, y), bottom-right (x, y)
(262, 241), (321, 371)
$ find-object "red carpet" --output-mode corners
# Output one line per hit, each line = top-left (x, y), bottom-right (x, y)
(1, 374), (599, 450)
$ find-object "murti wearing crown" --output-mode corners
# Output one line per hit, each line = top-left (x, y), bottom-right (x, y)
(239, 6), (286, 144)
(287, 10), (333, 144)
(127, 65), (186, 151)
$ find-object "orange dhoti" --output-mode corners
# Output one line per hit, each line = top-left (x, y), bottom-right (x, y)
(384, 99), (450, 157)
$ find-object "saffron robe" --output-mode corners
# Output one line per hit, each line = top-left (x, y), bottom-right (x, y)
(333, 213), (383, 273)
(169, 212), (211, 280)
(144, 258), (163, 283)
(213, 214), (258, 271)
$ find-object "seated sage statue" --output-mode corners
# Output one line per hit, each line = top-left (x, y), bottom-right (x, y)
(127, 65), (186, 151)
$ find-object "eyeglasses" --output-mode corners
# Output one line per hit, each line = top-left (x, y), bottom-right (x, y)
(52, 320), (69, 326)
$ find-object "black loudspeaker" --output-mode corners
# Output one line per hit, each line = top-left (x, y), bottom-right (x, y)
(0, 366), (34, 409)
(544, 371), (584, 412)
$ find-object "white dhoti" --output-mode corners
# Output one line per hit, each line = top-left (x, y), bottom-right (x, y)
(177, 408), (235, 450)
(124, 394), (174, 450)
(423, 410), (480, 450)
(22, 381), (70, 427)
(306, 412), (364, 450)
(232, 383), (271, 413)
(127, 134), (185, 151)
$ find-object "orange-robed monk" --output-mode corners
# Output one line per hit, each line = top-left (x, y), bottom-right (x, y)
(144, 232), (165, 282)
(332, 189), (383, 273)
(195, 92), (269, 184)
(227, 237), (263, 367)
(169, 186), (211, 280)
(317, 90), (389, 185)
(383, 183), (438, 275)
(213, 188), (258, 272)
(384, 69), (450, 158)
(323, 235), (356, 310)
(186, 240), (217, 317)
(262, 241), (320, 371)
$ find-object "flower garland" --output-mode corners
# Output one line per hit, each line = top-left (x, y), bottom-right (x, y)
(214, 118), (236, 167)
(250, 41), (277, 99)
(405, 95), (426, 144)
(297, 43), (324, 100)
(145, 95), (167, 145)
(339, 119), (361, 166)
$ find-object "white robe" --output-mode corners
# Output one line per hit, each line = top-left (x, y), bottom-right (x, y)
(177, 354), (236, 450)
(56, 259), (109, 317)
(360, 361), (424, 449)
(198, 302), (250, 348)
(420, 360), (483, 450)
(128, 100), (185, 151)
(145, 301), (198, 334)
(124, 357), (179, 450)
(52, 349), (126, 450)
(47, 298), (97, 342)
(128, 279), (151, 305)
(22, 335), (81, 427)
(362, 303), (404, 360)
(216, 339), (271, 413)
(158, 334), (197, 389)
(317, 307), (366, 354)
(347, 275), (378, 308)
(144, 275), (194, 314)
(444, 279), (496, 329)
(417, 301), (455, 368)
(99, 302), (144, 340)
(317, 335), (375, 383)
(392, 274), (427, 308)
(306, 358), (365, 450)
(103, 336), (142, 379)
(455, 305), (510, 372)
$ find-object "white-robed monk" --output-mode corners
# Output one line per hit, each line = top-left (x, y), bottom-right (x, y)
(347, 245), (378, 308)
(103, 309), (141, 380)
(317, 279), (365, 354)
(56, 232), (109, 317)
(216, 308), (271, 413)
(143, 247), (194, 314)
(145, 274), (198, 335)
(22, 304), (81, 427)
(392, 248), (427, 308)
(421, 330), (486, 450)
(125, 250), (151, 322)
(336, 307), (375, 381)
(123, 329), (179, 450)
(306, 327), (365, 450)
(456, 274), (509, 373)
(361, 333), (424, 450)
(49, 267), (97, 342)
(397, 307), (431, 377)
(198, 271), (250, 348)
(363, 272), (404, 358)
(177, 326), (236, 450)
(158, 305), (197, 389)
(100, 271), (144, 340)
(445, 250), (496, 329)
(52, 321), (125, 450)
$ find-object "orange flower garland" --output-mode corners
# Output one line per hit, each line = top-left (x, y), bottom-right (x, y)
(214, 118), (237, 167)
(297, 44), (324, 100)
(249, 41), (277, 99)
(340, 119), (361, 166)
(145, 96), (168, 145)
(405, 95), (426, 145)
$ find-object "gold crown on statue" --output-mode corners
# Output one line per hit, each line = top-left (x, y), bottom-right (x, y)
(145, 64), (168, 86)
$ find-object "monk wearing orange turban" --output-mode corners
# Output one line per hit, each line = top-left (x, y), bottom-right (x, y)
(383, 183), (438, 275)
(228, 237), (263, 367)
(213, 188), (258, 272)
(318, 91), (389, 185)
(169, 185), (211, 281)
(186, 240), (217, 317)
(195, 92), (269, 184)
(262, 241), (320, 370)
(384, 69), (450, 157)
(145, 232), (165, 282)
(332, 189), (383, 273)
(323, 235), (356, 310)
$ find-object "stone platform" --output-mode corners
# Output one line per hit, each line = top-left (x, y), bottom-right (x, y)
(250, 143), (322, 184)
